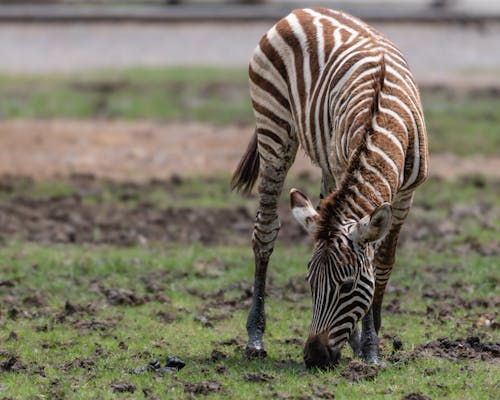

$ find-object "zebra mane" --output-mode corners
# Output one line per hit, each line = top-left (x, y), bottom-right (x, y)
(315, 51), (387, 243)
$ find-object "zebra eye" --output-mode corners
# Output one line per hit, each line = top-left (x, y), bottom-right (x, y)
(339, 280), (355, 294)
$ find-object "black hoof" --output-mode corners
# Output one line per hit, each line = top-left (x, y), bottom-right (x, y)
(362, 354), (385, 367)
(244, 346), (267, 359)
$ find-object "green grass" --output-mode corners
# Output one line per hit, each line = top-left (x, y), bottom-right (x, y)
(0, 173), (498, 216)
(0, 175), (498, 399)
(0, 240), (498, 400)
(423, 93), (500, 156)
(0, 67), (499, 155)
(0, 67), (251, 124)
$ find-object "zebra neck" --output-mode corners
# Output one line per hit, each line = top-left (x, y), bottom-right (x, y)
(317, 163), (394, 240)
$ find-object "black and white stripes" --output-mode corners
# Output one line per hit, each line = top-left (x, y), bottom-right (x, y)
(232, 7), (429, 368)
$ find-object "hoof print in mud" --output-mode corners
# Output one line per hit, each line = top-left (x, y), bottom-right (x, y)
(244, 347), (267, 359)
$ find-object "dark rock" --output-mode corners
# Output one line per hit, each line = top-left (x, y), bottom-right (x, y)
(165, 356), (186, 370)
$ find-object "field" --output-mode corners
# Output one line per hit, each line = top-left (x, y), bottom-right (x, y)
(0, 68), (499, 399)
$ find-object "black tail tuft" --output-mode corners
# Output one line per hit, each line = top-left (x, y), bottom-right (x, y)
(231, 131), (260, 194)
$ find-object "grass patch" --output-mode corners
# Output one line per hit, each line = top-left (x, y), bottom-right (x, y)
(0, 67), (499, 156)
(0, 173), (498, 399)
(0, 173), (498, 214)
(0, 67), (250, 124)
(0, 241), (498, 399)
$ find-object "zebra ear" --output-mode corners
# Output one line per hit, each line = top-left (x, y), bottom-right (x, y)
(353, 203), (392, 244)
(290, 188), (319, 235)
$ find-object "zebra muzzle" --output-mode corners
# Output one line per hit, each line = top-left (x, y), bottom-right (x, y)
(303, 332), (341, 370)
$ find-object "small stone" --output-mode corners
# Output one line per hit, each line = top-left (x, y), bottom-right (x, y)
(165, 356), (186, 370)
(132, 365), (148, 374)
(149, 358), (161, 370)
(393, 336), (404, 351)
(157, 366), (177, 374)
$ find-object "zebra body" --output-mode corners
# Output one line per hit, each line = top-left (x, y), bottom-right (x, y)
(232, 8), (428, 368)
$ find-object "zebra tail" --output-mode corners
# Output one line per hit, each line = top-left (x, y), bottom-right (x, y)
(230, 130), (260, 194)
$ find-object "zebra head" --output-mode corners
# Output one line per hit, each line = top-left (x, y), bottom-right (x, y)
(290, 189), (392, 369)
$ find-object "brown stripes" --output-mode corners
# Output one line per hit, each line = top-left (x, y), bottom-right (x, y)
(258, 34), (289, 86)
(294, 10), (320, 78)
(249, 65), (290, 111)
(252, 100), (291, 134)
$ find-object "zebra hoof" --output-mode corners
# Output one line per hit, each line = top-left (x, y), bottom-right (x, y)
(244, 346), (267, 359)
(362, 354), (385, 367)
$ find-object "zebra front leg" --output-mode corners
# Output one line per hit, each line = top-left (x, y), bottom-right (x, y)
(245, 214), (278, 358)
(372, 223), (403, 333)
(348, 325), (361, 357)
(361, 191), (414, 363)
(360, 226), (402, 365)
(360, 306), (382, 365)
(372, 191), (413, 332)
(245, 160), (292, 358)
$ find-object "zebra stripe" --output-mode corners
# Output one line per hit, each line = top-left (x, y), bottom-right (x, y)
(233, 7), (429, 364)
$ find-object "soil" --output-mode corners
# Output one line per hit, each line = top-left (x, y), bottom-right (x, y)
(401, 393), (431, 400)
(0, 121), (499, 181)
(0, 176), (306, 246)
(183, 380), (222, 395)
(110, 382), (136, 393)
(242, 372), (275, 382)
(341, 360), (379, 382)
(0, 174), (498, 259)
(417, 337), (500, 362)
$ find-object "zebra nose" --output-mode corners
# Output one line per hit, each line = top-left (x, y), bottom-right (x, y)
(303, 333), (341, 370)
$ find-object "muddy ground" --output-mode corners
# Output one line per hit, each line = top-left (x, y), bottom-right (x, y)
(0, 174), (498, 257)
(1, 121), (500, 181)
(0, 120), (498, 397)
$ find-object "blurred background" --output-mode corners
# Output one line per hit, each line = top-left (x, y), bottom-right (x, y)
(0, 0), (498, 244)
(0, 3), (498, 398)
(0, 0), (499, 182)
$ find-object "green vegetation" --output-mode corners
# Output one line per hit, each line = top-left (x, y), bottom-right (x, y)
(0, 238), (498, 399)
(0, 67), (499, 155)
(0, 174), (498, 399)
(0, 66), (498, 398)
(423, 93), (500, 156)
(0, 68), (250, 124)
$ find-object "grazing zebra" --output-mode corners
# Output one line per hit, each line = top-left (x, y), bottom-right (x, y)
(231, 8), (428, 369)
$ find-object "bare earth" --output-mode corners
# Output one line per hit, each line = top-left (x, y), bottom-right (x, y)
(1, 120), (498, 181)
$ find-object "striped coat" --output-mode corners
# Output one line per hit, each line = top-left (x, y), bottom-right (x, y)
(232, 8), (429, 368)
(247, 7), (428, 197)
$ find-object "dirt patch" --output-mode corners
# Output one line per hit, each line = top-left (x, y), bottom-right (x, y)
(401, 393), (431, 400)
(72, 317), (117, 331)
(102, 288), (145, 306)
(0, 352), (27, 373)
(110, 382), (136, 393)
(0, 192), (262, 246)
(417, 336), (500, 362)
(183, 381), (222, 395)
(242, 372), (275, 383)
(0, 121), (498, 181)
(341, 360), (379, 382)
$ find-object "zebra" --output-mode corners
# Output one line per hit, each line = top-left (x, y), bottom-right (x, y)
(231, 8), (428, 369)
